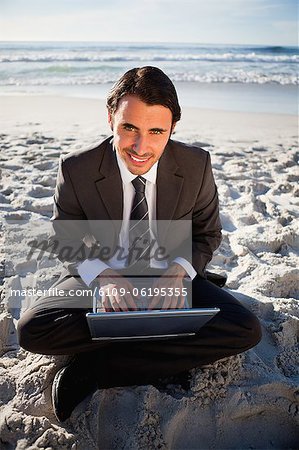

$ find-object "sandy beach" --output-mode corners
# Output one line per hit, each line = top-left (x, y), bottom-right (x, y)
(0, 94), (298, 449)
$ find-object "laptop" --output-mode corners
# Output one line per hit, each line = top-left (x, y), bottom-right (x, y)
(86, 308), (219, 341)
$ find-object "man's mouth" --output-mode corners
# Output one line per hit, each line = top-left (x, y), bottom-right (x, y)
(128, 153), (151, 164)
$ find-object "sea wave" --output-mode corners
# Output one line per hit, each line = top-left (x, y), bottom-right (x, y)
(2, 71), (297, 85)
(245, 45), (298, 54)
(1, 43), (297, 87)
(1, 52), (298, 64)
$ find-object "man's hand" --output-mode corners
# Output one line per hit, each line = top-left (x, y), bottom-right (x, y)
(97, 269), (138, 312)
(148, 263), (187, 310)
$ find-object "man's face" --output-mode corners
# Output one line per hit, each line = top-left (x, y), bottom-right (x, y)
(108, 95), (175, 175)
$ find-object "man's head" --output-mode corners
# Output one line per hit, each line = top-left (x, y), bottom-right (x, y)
(106, 66), (181, 175)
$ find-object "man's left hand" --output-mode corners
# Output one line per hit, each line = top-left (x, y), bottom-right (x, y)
(148, 263), (187, 310)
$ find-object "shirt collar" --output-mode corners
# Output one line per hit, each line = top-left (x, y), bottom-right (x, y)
(114, 144), (158, 185)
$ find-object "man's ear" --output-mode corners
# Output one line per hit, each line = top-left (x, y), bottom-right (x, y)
(171, 122), (177, 134)
(107, 110), (113, 131)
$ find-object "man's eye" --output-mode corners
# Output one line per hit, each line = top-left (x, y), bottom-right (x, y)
(151, 130), (163, 135)
(123, 125), (135, 131)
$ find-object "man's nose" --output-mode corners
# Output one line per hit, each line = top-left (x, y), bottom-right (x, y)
(132, 135), (148, 155)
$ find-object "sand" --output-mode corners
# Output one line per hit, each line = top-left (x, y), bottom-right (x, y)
(0, 95), (298, 449)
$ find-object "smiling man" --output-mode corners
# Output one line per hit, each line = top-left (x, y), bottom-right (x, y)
(17, 66), (262, 422)
(108, 95), (174, 174)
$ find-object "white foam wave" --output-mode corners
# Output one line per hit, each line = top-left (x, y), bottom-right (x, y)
(2, 71), (297, 85)
(0, 52), (298, 64)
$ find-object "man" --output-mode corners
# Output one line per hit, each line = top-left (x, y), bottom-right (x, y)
(17, 67), (262, 422)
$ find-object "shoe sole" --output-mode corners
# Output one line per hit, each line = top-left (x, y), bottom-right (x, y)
(52, 366), (68, 422)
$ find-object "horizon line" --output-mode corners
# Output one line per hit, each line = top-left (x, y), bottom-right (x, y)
(0, 40), (297, 47)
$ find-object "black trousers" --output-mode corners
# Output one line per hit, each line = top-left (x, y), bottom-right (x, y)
(17, 274), (262, 389)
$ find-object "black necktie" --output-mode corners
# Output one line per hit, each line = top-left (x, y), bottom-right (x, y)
(128, 176), (151, 270)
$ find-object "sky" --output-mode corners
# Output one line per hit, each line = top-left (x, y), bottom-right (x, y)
(0, 0), (298, 45)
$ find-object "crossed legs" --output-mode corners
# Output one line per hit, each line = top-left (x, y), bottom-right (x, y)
(17, 274), (262, 388)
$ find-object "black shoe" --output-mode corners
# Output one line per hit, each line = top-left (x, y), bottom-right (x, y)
(52, 356), (98, 422)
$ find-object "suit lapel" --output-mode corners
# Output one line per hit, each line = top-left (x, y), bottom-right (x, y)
(157, 141), (184, 242)
(94, 140), (123, 221)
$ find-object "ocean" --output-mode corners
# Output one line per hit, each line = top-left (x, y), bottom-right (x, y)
(0, 41), (298, 114)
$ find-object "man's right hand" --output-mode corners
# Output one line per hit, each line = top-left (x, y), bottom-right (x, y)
(96, 269), (138, 312)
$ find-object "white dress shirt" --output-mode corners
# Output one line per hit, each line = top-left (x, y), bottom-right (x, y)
(78, 148), (196, 286)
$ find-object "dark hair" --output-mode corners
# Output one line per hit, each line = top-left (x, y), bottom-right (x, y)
(106, 66), (181, 123)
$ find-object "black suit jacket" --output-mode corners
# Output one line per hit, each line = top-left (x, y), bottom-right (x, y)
(51, 136), (222, 278)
